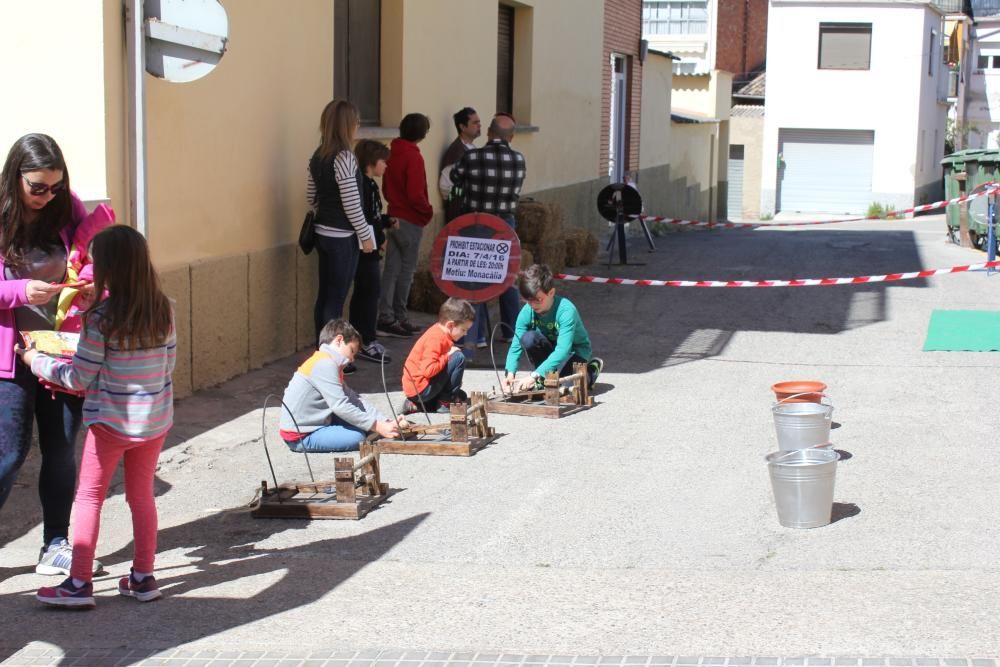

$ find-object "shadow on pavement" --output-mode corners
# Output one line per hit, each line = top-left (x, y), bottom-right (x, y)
(831, 502), (861, 523)
(0, 511), (429, 661)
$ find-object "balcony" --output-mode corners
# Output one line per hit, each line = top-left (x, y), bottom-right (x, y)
(931, 0), (964, 13)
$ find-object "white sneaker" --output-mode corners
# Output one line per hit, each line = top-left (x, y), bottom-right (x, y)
(36, 538), (103, 576)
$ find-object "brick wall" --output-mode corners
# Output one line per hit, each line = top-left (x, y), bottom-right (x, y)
(715, 0), (768, 76)
(601, 0), (643, 179)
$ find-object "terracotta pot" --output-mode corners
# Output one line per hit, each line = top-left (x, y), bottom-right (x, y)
(771, 381), (827, 403)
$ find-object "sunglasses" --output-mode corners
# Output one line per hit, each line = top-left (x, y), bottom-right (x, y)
(22, 175), (65, 196)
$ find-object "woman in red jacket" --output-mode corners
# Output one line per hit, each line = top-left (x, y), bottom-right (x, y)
(377, 113), (433, 338)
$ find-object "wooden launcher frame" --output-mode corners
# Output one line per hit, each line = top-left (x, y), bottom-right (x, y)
(251, 443), (389, 520)
(486, 362), (594, 419)
(372, 391), (497, 456)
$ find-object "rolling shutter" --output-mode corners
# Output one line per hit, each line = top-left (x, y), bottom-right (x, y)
(728, 144), (745, 220)
(778, 129), (874, 214)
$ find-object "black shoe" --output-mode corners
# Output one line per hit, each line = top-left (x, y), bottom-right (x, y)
(357, 341), (391, 364)
(377, 320), (413, 338)
(450, 389), (468, 403)
(343, 363), (357, 375)
(398, 319), (421, 334)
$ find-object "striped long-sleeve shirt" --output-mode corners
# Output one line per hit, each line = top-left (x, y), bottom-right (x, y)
(31, 309), (177, 438)
(307, 150), (374, 244)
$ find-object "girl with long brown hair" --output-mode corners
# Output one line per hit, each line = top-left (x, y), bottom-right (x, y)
(307, 100), (376, 346)
(22, 225), (176, 608)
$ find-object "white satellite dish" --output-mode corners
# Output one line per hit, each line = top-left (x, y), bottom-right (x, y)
(144, 0), (228, 83)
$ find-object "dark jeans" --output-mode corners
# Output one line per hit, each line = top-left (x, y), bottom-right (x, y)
(315, 234), (360, 341)
(410, 352), (465, 409)
(350, 251), (381, 345)
(520, 329), (595, 387)
(464, 213), (521, 345)
(0, 359), (83, 545)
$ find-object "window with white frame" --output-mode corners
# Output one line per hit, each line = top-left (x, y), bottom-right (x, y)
(642, 1), (708, 35)
(976, 51), (1000, 71)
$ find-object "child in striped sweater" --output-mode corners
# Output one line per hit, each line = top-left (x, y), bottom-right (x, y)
(19, 225), (176, 609)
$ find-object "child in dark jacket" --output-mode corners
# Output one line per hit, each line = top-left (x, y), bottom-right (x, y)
(350, 139), (395, 369)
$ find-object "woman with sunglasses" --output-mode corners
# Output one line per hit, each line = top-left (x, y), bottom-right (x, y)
(0, 133), (101, 577)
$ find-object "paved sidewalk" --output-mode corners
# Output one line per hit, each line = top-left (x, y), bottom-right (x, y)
(2, 649), (998, 667)
(2, 214), (999, 660)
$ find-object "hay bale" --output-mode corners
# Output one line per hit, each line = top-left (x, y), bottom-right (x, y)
(531, 240), (567, 274)
(407, 266), (448, 315)
(515, 199), (547, 244)
(563, 230), (585, 267)
(579, 230), (599, 266)
(518, 246), (534, 270)
(537, 202), (565, 244)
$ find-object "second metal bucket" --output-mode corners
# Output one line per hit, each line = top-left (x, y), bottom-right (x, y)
(772, 393), (833, 451)
(766, 448), (840, 529)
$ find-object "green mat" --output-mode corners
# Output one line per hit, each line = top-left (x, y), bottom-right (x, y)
(923, 310), (1000, 351)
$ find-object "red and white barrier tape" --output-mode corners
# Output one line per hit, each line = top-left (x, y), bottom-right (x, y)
(555, 261), (1000, 288)
(636, 184), (1000, 230)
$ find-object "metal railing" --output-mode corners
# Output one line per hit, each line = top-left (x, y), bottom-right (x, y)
(932, 0), (963, 13)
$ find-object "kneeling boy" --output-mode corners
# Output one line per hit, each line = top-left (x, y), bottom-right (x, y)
(280, 319), (407, 452)
(402, 298), (475, 413)
(503, 264), (603, 393)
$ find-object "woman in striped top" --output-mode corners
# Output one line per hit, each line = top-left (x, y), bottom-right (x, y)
(308, 100), (376, 341)
(22, 225), (176, 609)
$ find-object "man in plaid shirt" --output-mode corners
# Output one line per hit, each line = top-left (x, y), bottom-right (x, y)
(450, 113), (526, 215)
(449, 113), (526, 341)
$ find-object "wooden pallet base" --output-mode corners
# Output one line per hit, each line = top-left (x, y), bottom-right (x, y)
(372, 433), (497, 456)
(485, 397), (590, 419)
(486, 363), (595, 419)
(251, 480), (390, 520)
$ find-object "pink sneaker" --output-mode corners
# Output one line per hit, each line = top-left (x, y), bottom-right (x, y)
(117, 569), (162, 602)
(36, 578), (95, 609)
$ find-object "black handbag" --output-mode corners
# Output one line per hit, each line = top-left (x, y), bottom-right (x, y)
(298, 210), (316, 254)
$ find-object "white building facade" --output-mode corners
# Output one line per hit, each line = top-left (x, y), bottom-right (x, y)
(762, 0), (948, 215)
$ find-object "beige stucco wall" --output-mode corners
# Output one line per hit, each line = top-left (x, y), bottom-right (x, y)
(145, 2), (334, 268)
(730, 114), (765, 220)
(0, 0), (109, 203)
(639, 54), (674, 170)
(384, 0), (604, 249)
(667, 121), (720, 222)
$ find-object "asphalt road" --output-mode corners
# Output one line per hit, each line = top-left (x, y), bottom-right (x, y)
(1, 213), (998, 659)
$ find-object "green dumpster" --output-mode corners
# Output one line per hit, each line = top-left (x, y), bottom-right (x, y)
(942, 149), (988, 244)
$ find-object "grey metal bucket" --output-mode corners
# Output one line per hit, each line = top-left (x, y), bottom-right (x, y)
(766, 447), (840, 529)
(772, 393), (833, 451)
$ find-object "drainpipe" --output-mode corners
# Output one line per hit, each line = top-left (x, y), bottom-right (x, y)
(125, 0), (148, 237)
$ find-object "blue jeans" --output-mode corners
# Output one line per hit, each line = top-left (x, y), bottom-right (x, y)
(520, 329), (595, 387)
(411, 352), (465, 409)
(464, 213), (520, 346)
(315, 234), (360, 341)
(497, 213), (520, 335)
(0, 360), (83, 544)
(286, 414), (367, 453)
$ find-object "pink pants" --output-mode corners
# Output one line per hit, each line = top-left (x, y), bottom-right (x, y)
(70, 424), (167, 582)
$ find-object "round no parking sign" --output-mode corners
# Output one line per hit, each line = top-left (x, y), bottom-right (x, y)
(430, 213), (521, 303)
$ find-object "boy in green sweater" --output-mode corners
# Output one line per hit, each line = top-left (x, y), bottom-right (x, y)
(502, 264), (603, 393)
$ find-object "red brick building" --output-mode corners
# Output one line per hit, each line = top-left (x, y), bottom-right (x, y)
(715, 0), (768, 79)
(601, 0), (644, 180)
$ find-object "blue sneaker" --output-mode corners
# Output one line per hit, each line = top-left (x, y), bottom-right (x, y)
(36, 577), (95, 609)
(36, 538), (103, 576)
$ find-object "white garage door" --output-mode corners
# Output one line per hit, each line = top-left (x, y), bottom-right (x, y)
(778, 129), (874, 214)
(727, 144), (744, 220)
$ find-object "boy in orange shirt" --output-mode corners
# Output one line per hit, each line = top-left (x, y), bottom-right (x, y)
(401, 298), (475, 413)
